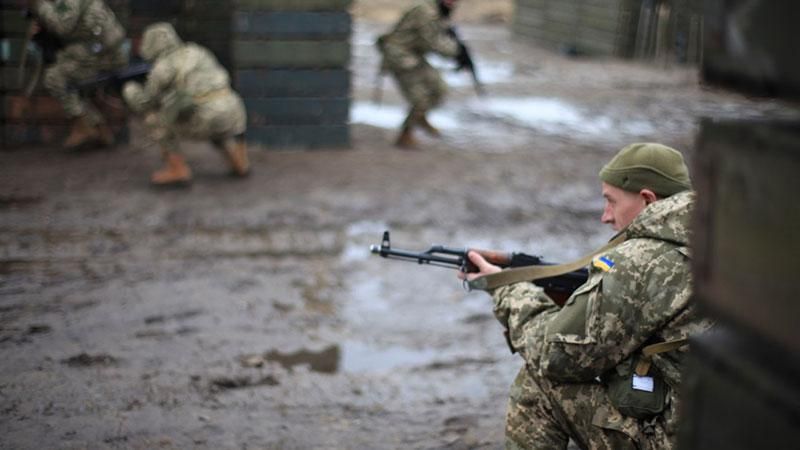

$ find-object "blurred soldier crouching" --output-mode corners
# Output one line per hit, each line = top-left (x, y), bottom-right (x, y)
(123, 23), (249, 186)
(31, 0), (127, 149)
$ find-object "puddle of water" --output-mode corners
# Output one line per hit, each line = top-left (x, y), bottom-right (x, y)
(340, 340), (440, 373)
(350, 102), (460, 130)
(344, 277), (390, 314)
(341, 220), (390, 263)
(351, 96), (658, 145)
(260, 341), (458, 375)
(443, 61), (514, 87)
(264, 345), (340, 374)
(473, 97), (615, 135)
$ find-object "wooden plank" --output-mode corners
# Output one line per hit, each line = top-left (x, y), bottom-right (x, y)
(130, 0), (181, 15)
(1, 7), (29, 35)
(246, 124), (349, 149)
(693, 120), (800, 355)
(233, 40), (349, 69)
(233, 11), (351, 40)
(235, 68), (349, 98)
(245, 97), (349, 126)
(234, 0), (352, 12)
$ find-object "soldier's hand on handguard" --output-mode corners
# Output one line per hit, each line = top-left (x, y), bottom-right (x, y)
(457, 251), (502, 282)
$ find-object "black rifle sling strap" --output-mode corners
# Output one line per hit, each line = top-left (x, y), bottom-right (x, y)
(468, 232), (627, 291)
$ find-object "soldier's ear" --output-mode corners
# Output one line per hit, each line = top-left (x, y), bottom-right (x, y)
(640, 189), (658, 205)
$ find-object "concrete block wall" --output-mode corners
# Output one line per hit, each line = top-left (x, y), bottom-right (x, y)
(234, 0), (353, 149)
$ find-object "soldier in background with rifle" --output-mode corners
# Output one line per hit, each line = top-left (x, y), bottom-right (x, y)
(376, 0), (480, 149)
(25, 0), (128, 150)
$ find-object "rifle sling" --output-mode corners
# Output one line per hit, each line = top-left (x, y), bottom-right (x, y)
(468, 232), (627, 291)
(635, 338), (690, 376)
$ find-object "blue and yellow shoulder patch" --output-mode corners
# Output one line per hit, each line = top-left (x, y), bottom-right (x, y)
(592, 255), (615, 272)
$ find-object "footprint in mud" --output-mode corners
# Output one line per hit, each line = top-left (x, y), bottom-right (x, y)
(61, 353), (119, 367)
(143, 309), (204, 325)
(27, 324), (52, 334)
(134, 326), (199, 339)
(208, 374), (280, 392)
(0, 324), (53, 345)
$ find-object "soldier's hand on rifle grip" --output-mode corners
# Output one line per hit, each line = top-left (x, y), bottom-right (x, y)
(457, 251), (502, 282)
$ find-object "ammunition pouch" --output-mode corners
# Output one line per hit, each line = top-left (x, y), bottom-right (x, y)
(602, 357), (668, 420)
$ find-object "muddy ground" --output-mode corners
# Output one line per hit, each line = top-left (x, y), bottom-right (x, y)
(2, 3), (799, 449)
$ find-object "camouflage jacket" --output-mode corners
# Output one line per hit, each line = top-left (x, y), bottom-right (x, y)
(124, 24), (235, 116)
(377, 0), (460, 71)
(35, 0), (124, 51)
(492, 191), (713, 428)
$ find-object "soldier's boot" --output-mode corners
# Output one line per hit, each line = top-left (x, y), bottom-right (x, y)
(151, 152), (192, 186)
(394, 125), (418, 149)
(418, 114), (441, 137)
(63, 116), (101, 150)
(224, 139), (250, 177)
(95, 122), (115, 148)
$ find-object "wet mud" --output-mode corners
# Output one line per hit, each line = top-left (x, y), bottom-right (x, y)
(2, 6), (799, 450)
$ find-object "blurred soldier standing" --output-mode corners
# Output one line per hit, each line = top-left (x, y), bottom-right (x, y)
(123, 23), (249, 186)
(462, 143), (715, 449)
(30, 0), (127, 149)
(377, 0), (462, 148)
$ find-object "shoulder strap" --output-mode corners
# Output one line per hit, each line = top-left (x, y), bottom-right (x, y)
(468, 232), (627, 291)
(635, 338), (690, 376)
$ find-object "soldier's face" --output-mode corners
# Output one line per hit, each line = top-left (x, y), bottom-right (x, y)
(600, 182), (653, 232)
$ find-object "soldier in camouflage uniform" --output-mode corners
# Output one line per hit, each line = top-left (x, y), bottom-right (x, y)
(31, 0), (127, 149)
(377, 0), (462, 148)
(123, 23), (249, 186)
(463, 143), (715, 449)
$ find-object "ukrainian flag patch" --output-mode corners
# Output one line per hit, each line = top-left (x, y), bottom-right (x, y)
(593, 255), (615, 272)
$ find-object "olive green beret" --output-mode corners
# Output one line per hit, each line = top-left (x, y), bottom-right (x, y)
(599, 143), (692, 197)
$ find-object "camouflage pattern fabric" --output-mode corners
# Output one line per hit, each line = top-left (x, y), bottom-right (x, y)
(35, 0), (127, 124)
(123, 23), (246, 153)
(491, 191), (714, 449)
(377, 0), (460, 112)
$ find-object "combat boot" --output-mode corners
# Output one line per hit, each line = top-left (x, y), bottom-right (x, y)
(224, 140), (250, 177)
(63, 116), (101, 150)
(151, 153), (192, 186)
(417, 114), (441, 137)
(394, 125), (418, 149)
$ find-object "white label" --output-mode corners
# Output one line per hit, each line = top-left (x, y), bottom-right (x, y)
(632, 375), (654, 392)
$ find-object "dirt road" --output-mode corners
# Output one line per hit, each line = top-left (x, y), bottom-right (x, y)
(1, 6), (797, 449)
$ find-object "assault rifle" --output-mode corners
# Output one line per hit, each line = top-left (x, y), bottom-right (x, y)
(447, 27), (484, 96)
(370, 231), (587, 305)
(73, 61), (152, 94)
